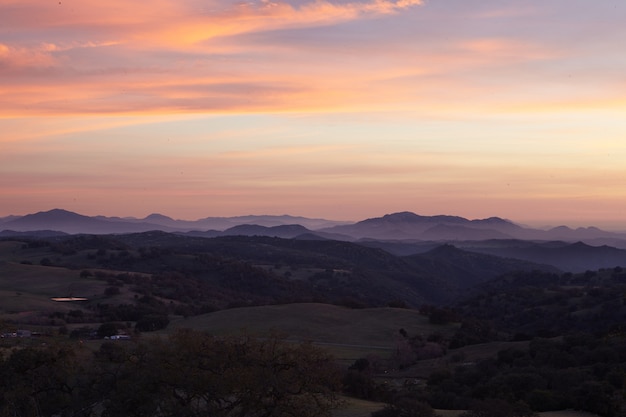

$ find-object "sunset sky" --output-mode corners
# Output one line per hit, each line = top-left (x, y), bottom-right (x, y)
(1, 0), (625, 228)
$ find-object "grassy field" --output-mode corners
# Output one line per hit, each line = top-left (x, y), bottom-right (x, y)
(163, 303), (459, 367)
(332, 397), (600, 417)
(0, 241), (24, 256)
(0, 261), (104, 314)
(163, 303), (535, 374)
(167, 305), (600, 417)
(160, 303), (541, 379)
(0, 240), (605, 417)
(332, 397), (465, 417)
(333, 397), (386, 417)
(0, 240), (60, 264)
(167, 303), (455, 360)
(0, 239), (145, 321)
(168, 303), (458, 344)
(0, 244), (137, 328)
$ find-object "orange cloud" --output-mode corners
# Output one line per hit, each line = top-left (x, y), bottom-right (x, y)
(135, 0), (425, 47)
(0, 0), (430, 117)
(458, 38), (554, 61)
(3, 0), (619, 121)
(0, 43), (58, 69)
(0, 0), (183, 30)
(1, 0), (424, 45)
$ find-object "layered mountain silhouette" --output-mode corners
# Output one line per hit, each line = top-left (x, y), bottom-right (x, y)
(319, 211), (536, 240)
(456, 240), (626, 272)
(319, 211), (626, 243)
(0, 209), (348, 235)
(0, 209), (177, 235)
(3, 209), (626, 243)
(4, 209), (626, 299)
(403, 243), (560, 290)
(58, 232), (558, 305)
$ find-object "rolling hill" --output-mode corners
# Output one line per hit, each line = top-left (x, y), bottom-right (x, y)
(1, 209), (350, 234)
(4, 209), (626, 246)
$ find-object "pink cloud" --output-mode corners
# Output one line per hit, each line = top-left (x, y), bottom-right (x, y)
(1, 0), (424, 44)
(2, 0), (617, 119)
(0, 0), (429, 116)
(0, 43), (58, 70)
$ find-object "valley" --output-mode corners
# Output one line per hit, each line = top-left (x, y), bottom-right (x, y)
(1, 211), (626, 416)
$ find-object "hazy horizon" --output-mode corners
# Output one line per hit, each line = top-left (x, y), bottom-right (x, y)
(3, 207), (626, 232)
(2, 1), (625, 229)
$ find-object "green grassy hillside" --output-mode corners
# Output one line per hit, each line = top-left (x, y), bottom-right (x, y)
(0, 262), (104, 313)
(168, 303), (457, 345)
(164, 303), (459, 367)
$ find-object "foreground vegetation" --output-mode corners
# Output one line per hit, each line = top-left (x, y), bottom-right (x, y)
(2, 234), (626, 416)
(0, 330), (341, 417)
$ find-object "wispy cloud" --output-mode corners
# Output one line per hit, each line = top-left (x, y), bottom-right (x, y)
(3, 0), (626, 224)
(0, 43), (57, 70)
(1, 0), (424, 45)
(0, 0), (427, 116)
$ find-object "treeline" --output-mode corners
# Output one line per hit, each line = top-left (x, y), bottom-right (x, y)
(424, 268), (626, 416)
(0, 330), (341, 417)
(45, 238), (370, 311)
(341, 268), (626, 417)
(423, 333), (626, 416)
(342, 331), (626, 417)
(456, 268), (626, 339)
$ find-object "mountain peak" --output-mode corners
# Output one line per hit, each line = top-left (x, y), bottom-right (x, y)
(550, 225), (573, 232)
(27, 209), (89, 220)
(379, 212), (423, 222)
(426, 243), (464, 256)
(223, 223), (311, 238)
(359, 212), (470, 226)
(475, 216), (514, 225)
(144, 213), (174, 222)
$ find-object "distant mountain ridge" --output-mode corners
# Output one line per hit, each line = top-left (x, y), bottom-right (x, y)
(0, 209), (350, 235)
(2, 209), (179, 235)
(319, 211), (626, 243)
(317, 211), (525, 240)
(456, 239), (626, 272)
(2, 209), (626, 246)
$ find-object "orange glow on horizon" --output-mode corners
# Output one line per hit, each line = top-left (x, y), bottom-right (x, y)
(2, 0), (626, 228)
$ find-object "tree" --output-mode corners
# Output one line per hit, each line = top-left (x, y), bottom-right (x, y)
(0, 329), (342, 417)
(134, 314), (169, 332)
(460, 399), (535, 417)
(575, 381), (620, 417)
(104, 286), (120, 296)
(80, 269), (93, 278)
(0, 343), (87, 416)
(97, 322), (119, 338)
(91, 329), (342, 417)
(153, 329), (342, 417)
